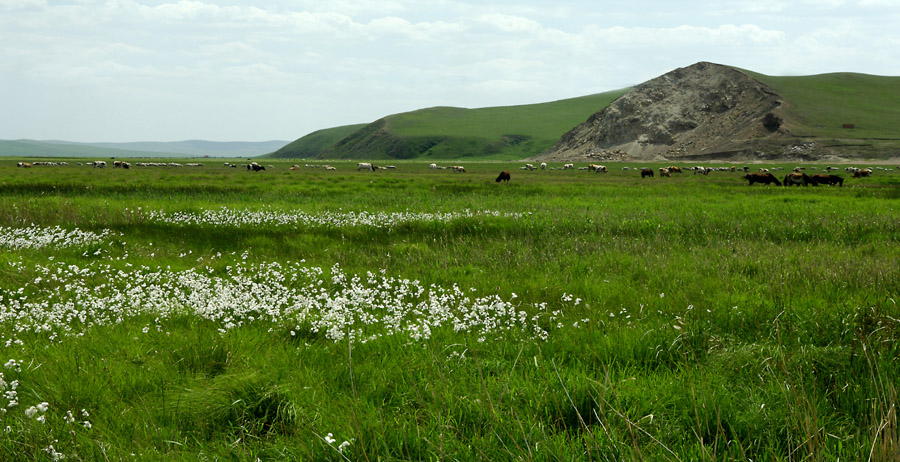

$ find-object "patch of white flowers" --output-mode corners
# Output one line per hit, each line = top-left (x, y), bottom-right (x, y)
(0, 226), (113, 250)
(0, 259), (567, 345)
(0, 366), (93, 460)
(133, 207), (525, 229)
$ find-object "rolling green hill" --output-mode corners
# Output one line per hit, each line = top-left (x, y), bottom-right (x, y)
(265, 124), (367, 159)
(273, 64), (900, 162)
(270, 91), (628, 160)
(749, 71), (900, 140)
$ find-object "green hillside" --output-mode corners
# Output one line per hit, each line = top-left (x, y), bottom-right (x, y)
(272, 65), (900, 162)
(265, 124), (367, 159)
(272, 91), (628, 160)
(748, 71), (900, 140)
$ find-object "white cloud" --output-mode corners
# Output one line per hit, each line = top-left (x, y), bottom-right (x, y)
(476, 13), (543, 33)
(2, 0), (900, 141)
(0, 0), (46, 10)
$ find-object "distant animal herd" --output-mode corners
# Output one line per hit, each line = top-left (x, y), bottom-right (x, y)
(12, 160), (893, 187)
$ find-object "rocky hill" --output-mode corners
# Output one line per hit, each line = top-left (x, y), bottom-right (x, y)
(534, 62), (809, 162)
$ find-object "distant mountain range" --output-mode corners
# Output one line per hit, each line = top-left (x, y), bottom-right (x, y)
(0, 139), (290, 158)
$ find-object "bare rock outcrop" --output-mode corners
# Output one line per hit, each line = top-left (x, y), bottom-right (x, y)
(535, 62), (792, 162)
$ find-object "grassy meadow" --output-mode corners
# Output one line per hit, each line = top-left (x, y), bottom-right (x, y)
(0, 159), (898, 460)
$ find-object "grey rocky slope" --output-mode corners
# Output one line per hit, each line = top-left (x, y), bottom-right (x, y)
(534, 62), (794, 162)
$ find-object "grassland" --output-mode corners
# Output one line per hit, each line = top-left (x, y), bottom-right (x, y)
(0, 160), (898, 460)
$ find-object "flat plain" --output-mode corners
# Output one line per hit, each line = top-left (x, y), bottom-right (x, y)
(0, 159), (898, 460)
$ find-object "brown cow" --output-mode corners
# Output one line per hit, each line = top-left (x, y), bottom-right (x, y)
(811, 174), (844, 186)
(641, 168), (654, 178)
(496, 171), (511, 182)
(783, 172), (815, 186)
(742, 172), (782, 186)
(659, 167), (671, 177)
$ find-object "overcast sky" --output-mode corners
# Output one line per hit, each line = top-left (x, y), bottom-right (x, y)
(2, 0), (899, 142)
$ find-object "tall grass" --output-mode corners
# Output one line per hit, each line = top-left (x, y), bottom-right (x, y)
(0, 160), (897, 459)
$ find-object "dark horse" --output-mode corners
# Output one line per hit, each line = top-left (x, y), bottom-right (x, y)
(742, 172), (782, 186)
(811, 174), (844, 186)
(496, 171), (511, 182)
(641, 168), (654, 178)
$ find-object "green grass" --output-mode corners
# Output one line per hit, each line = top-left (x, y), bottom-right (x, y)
(0, 159), (898, 460)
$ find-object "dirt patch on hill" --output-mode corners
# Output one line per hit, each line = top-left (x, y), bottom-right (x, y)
(533, 62), (835, 163)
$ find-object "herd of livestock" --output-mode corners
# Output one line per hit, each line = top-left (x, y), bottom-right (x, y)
(12, 159), (893, 186)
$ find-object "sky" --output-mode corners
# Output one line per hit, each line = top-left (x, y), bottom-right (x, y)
(2, 0), (900, 143)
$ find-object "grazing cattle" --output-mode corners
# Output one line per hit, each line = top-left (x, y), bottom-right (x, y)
(452, 165), (466, 173)
(811, 174), (843, 186)
(853, 168), (873, 178)
(357, 162), (375, 171)
(289, 165), (299, 170)
(641, 168), (654, 178)
(742, 172), (782, 186)
(324, 165), (337, 170)
(249, 162), (265, 172)
(16, 162), (31, 168)
(523, 163), (536, 171)
(429, 163), (438, 169)
(563, 163), (574, 170)
(94, 161), (107, 168)
(540, 162), (547, 170)
(693, 166), (711, 175)
(783, 172), (814, 186)
(758, 168), (770, 173)
(588, 164), (607, 173)
(659, 167), (671, 177)
(496, 171), (511, 182)
(666, 166), (682, 173)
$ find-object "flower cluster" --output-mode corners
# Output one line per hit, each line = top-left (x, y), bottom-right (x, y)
(0, 360), (93, 461)
(0, 259), (563, 345)
(134, 207), (525, 229)
(0, 226), (113, 250)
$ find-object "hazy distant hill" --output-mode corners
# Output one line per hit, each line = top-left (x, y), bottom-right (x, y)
(0, 139), (289, 158)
